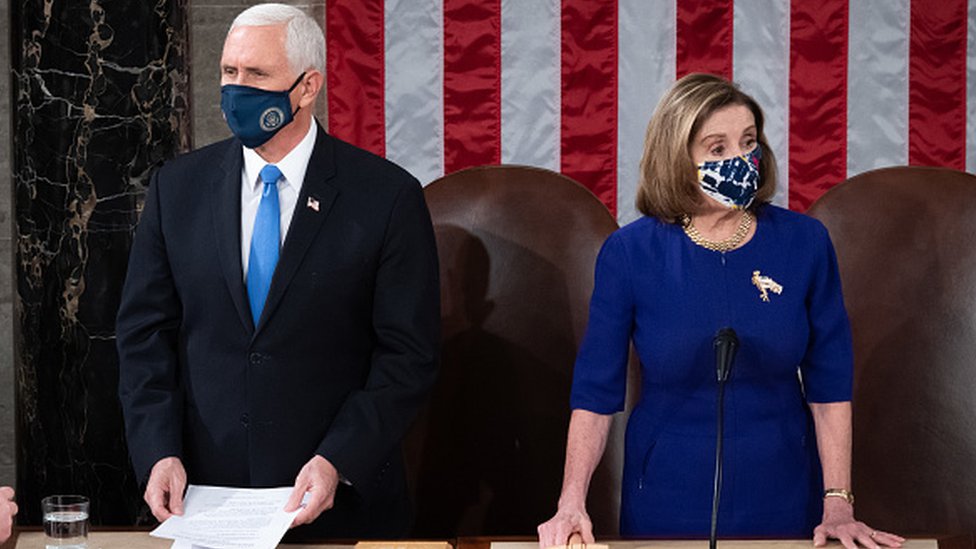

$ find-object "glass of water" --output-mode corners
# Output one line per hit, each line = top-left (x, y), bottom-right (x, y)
(41, 495), (89, 549)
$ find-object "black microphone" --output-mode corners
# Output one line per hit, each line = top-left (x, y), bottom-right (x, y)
(714, 327), (739, 382)
(710, 327), (738, 549)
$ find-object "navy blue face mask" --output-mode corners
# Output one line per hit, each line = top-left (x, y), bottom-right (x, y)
(221, 72), (305, 148)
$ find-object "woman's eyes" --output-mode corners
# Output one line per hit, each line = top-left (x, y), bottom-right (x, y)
(705, 136), (757, 159)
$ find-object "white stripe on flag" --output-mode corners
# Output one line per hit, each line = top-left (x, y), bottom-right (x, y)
(617, 0), (676, 225)
(847, 0), (910, 178)
(501, 0), (561, 171)
(385, 0), (444, 185)
(733, 0), (791, 208)
(968, 0), (976, 173)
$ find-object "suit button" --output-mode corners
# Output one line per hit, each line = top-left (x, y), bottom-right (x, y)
(241, 413), (250, 427)
(249, 353), (263, 365)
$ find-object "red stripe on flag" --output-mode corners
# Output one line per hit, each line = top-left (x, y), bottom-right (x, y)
(561, 0), (618, 216)
(788, 0), (848, 211)
(443, 0), (501, 174)
(908, 0), (967, 170)
(676, 0), (733, 79)
(325, 0), (385, 157)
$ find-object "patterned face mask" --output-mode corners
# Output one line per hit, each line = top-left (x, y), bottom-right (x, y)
(697, 146), (762, 209)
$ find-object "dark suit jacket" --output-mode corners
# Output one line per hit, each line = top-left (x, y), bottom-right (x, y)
(116, 123), (440, 538)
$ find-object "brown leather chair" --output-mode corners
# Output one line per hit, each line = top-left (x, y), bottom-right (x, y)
(404, 165), (621, 537)
(808, 166), (976, 539)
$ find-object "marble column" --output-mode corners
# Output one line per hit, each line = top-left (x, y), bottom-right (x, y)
(11, 0), (191, 525)
(0, 0), (15, 491)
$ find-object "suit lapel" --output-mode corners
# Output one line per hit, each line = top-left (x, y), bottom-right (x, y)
(211, 141), (255, 334)
(254, 125), (338, 336)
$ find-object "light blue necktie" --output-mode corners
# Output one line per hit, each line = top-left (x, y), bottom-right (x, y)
(247, 164), (282, 324)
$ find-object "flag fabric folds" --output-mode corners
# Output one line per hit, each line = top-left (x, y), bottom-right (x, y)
(325, 0), (976, 222)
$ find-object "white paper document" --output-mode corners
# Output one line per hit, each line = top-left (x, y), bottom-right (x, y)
(151, 484), (300, 549)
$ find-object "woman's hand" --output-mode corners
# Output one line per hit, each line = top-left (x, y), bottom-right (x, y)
(813, 498), (905, 548)
(537, 502), (593, 549)
(539, 411), (612, 549)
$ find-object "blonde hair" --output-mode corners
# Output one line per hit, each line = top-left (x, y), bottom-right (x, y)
(635, 73), (777, 222)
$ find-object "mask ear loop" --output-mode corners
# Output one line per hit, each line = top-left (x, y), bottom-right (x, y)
(287, 71), (307, 92)
(287, 71), (307, 116)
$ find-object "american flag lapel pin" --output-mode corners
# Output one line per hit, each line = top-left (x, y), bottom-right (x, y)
(307, 196), (320, 212)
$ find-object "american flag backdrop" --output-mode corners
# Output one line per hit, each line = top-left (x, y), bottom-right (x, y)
(323, 0), (976, 223)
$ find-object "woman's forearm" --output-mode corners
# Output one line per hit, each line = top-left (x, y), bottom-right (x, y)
(809, 401), (853, 492)
(558, 409), (613, 509)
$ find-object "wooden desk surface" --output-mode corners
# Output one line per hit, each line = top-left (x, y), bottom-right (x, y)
(489, 541), (939, 549)
(3, 532), (969, 549)
(455, 537), (971, 549)
(5, 530), (352, 549)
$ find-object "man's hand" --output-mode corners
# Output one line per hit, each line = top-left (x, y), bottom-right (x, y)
(0, 486), (17, 543)
(144, 457), (187, 522)
(285, 455), (340, 527)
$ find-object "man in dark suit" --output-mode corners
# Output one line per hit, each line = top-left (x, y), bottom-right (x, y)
(116, 3), (439, 538)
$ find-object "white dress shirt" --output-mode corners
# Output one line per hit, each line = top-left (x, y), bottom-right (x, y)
(240, 118), (317, 279)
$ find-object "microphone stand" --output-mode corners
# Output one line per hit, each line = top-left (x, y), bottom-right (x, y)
(710, 328), (738, 549)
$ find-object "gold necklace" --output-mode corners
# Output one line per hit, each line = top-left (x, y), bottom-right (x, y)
(681, 211), (755, 252)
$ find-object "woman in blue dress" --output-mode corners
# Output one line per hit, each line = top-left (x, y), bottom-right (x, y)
(538, 74), (902, 549)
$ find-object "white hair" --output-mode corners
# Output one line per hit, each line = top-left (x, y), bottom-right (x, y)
(230, 3), (326, 75)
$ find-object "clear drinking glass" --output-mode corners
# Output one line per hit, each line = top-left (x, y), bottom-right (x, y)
(41, 495), (89, 549)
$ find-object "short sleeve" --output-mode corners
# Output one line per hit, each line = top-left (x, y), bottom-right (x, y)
(569, 232), (635, 414)
(800, 224), (853, 402)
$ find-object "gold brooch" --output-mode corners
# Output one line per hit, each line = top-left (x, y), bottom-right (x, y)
(752, 270), (782, 302)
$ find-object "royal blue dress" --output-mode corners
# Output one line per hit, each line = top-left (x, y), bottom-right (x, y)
(570, 205), (853, 538)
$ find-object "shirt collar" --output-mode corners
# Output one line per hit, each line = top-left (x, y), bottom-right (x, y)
(242, 118), (317, 192)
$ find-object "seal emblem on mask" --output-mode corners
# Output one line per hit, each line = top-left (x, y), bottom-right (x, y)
(260, 107), (285, 131)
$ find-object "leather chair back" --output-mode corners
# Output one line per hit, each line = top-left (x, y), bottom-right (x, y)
(405, 165), (620, 537)
(808, 166), (976, 539)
